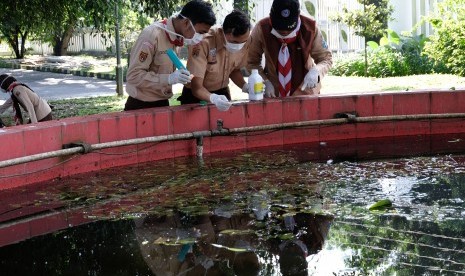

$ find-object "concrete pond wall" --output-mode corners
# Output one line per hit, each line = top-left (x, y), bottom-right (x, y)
(1, 90), (465, 190)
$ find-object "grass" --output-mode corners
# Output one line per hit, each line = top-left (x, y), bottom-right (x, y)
(50, 96), (127, 118)
(44, 94), (182, 120)
(320, 74), (464, 94)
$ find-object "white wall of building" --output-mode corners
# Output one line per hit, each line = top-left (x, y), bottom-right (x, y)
(389, 0), (438, 36)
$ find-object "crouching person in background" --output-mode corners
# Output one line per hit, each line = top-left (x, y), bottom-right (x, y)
(0, 74), (53, 125)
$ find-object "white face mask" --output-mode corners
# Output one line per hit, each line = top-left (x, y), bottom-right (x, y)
(181, 14), (204, 45)
(184, 32), (203, 45)
(271, 18), (301, 40)
(223, 33), (246, 53)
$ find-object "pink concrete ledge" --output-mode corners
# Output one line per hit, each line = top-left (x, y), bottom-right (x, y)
(1, 90), (465, 190)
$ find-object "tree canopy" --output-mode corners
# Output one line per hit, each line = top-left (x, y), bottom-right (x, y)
(332, 0), (394, 76)
(0, 0), (190, 58)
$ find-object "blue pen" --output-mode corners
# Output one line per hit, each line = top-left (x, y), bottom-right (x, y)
(166, 48), (187, 70)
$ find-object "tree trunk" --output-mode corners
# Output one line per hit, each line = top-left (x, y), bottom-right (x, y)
(53, 25), (75, 56)
(20, 31), (27, 58)
(7, 31), (26, 59)
(9, 37), (21, 59)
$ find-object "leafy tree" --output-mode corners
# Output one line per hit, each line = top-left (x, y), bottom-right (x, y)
(118, 5), (153, 54)
(37, 0), (127, 56)
(423, 0), (465, 76)
(333, 0), (394, 76)
(1, 0), (190, 57)
(0, 0), (45, 58)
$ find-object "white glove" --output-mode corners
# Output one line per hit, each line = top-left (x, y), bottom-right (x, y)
(242, 83), (248, 93)
(209, 93), (232, 111)
(264, 80), (276, 98)
(168, 69), (191, 85)
(301, 67), (319, 90)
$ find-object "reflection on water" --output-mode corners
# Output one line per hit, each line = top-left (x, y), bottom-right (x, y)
(320, 172), (465, 275)
(0, 141), (465, 275)
(134, 210), (332, 276)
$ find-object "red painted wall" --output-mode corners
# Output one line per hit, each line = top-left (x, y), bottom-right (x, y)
(1, 90), (465, 190)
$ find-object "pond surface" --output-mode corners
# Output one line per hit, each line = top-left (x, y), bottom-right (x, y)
(1, 136), (465, 275)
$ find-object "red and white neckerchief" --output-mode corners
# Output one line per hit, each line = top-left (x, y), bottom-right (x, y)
(273, 20), (301, 97)
(161, 19), (184, 47)
(277, 36), (297, 97)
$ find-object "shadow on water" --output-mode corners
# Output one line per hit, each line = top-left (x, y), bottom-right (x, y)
(1, 135), (465, 275)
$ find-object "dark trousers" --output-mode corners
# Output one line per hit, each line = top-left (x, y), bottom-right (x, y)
(39, 113), (53, 122)
(124, 96), (169, 111)
(28, 112), (53, 124)
(177, 87), (231, 105)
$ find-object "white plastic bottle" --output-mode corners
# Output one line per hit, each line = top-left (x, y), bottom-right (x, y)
(248, 69), (264, 101)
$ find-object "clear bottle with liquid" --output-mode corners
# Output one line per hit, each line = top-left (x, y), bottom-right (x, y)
(248, 69), (264, 101)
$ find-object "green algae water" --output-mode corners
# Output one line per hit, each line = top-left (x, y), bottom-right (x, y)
(1, 137), (465, 275)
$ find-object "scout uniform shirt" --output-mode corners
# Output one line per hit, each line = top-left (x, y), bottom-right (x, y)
(186, 26), (249, 92)
(126, 18), (179, 102)
(0, 84), (52, 123)
(247, 15), (332, 95)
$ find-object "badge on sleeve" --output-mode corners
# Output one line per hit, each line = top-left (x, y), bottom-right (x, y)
(139, 51), (148, 62)
(322, 39), (328, 49)
(207, 48), (217, 64)
(192, 45), (200, 57)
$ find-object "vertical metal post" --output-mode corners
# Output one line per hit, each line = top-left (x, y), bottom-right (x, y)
(196, 136), (204, 158)
(115, 0), (124, 96)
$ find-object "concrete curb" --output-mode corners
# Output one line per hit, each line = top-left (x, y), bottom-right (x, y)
(0, 63), (126, 82)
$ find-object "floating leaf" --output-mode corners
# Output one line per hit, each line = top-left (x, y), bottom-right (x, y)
(153, 237), (196, 246)
(368, 199), (392, 210)
(220, 229), (253, 235)
(279, 233), (294, 240)
(211, 244), (248, 252)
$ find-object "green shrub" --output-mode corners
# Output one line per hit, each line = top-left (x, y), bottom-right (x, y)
(330, 53), (365, 76)
(424, 21), (465, 77)
(422, 0), (465, 77)
(330, 31), (446, 77)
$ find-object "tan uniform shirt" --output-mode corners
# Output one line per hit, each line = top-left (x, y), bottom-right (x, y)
(126, 18), (179, 102)
(248, 16), (332, 95)
(186, 27), (249, 91)
(5, 85), (51, 123)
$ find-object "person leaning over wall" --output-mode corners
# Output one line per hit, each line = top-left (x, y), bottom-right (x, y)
(247, 0), (332, 98)
(0, 74), (53, 125)
(177, 10), (252, 112)
(124, 0), (216, 111)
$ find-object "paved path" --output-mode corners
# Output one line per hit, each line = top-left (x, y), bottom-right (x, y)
(0, 67), (248, 104)
(0, 68), (119, 102)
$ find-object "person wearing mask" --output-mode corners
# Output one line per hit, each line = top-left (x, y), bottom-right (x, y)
(178, 10), (252, 111)
(124, 0), (216, 111)
(0, 74), (53, 125)
(247, 0), (332, 98)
